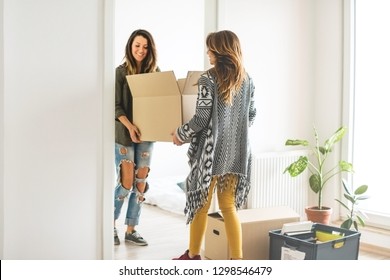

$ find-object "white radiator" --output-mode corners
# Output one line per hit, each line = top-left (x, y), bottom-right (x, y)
(248, 150), (310, 219)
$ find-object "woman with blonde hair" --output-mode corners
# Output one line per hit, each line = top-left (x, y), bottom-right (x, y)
(172, 30), (257, 260)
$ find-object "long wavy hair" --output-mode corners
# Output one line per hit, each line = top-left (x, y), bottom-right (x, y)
(206, 30), (246, 105)
(123, 29), (158, 74)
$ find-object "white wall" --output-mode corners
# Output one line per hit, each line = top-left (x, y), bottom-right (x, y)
(0, 0), (5, 261)
(0, 0), (346, 259)
(312, 0), (344, 211)
(218, 0), (316, 154)
(1, 0), (112, 259)
(217, 0), (343, 214)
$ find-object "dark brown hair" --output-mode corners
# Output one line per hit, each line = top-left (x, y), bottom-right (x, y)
(123, 29), (158, 74)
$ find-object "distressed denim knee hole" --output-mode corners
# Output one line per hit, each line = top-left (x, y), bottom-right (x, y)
(115, 185), (131, 201)
(119, 147), (128, 155)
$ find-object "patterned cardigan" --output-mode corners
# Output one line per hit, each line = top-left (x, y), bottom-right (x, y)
(176, 70), (257, 223)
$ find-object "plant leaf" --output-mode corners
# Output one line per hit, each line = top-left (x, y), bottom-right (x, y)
(356, 209), (369, 219)
(353, 220), (359, 231)
(356, 195), (370, 201)
(355, 185), (368, 195)
(340, 219), (352, 229)
(309, 174), (321, 193)
(339, 161), (354, 172)
(319, 146), (327, 155)
(285, 139), (309, 146)
(324, 127), (346, 150)
(335, 199), (350, 210)
(284, 156), (308, 177)
(341, 179), (351, 195)
(357, 215), (366, 226)
(343, 193), (355, 204)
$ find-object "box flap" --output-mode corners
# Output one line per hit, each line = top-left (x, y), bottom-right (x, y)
(181, 71), (203, 124)
(126, 71), (181, 98)
(182, 71), (203, 95)
(177, 78), (186, 93)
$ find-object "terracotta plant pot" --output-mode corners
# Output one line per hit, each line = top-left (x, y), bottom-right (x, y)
(305, 206), (333, 225)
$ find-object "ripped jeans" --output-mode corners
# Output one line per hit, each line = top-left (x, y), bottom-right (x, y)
(114, 142), (154, 226)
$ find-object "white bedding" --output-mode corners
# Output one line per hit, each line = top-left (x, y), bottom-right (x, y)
(145, 176), (187, 215)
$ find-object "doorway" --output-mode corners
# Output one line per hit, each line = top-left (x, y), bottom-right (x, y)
(105, 0), (210, 259)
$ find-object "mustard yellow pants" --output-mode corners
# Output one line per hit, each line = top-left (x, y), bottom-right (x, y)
(189, 174), (242, 259)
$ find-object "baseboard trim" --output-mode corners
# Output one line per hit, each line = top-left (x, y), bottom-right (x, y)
(360, 242), (390, 258)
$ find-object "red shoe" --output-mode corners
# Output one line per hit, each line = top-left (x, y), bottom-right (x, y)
(172, 250), (201, 260)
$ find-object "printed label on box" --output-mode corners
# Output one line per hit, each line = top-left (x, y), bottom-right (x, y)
(281, 247), (306, 260)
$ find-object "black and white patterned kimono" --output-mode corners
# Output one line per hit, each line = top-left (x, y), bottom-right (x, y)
(176, 70), (257, 224)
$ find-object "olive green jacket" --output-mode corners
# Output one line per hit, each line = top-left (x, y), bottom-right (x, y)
(115, 64), (160, 146)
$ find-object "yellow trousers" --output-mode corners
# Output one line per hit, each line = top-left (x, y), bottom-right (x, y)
(189, 174), (242, 259)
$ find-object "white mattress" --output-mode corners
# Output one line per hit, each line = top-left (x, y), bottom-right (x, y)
(145, 176), (186, 215)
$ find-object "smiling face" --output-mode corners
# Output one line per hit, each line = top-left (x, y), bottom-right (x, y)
(131, 35), (149, 63)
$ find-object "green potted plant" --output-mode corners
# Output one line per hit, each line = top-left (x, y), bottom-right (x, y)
(284, 126), (354, 224)
(335, 178), (369, 231)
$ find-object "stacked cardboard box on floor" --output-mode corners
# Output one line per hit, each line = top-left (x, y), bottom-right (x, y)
(204, 206), (300, 260)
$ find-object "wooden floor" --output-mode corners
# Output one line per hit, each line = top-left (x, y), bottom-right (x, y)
(114, 203), (390, 260)
(114, 203), (190, 260)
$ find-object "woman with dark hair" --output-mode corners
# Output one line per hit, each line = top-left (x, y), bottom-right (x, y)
(172, 30), (257, 260)
(114, 29), (159, 246)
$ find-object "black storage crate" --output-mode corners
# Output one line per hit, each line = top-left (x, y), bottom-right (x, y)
(269, 223), (361, 260)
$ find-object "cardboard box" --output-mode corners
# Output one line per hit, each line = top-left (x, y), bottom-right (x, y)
(126, 70), (203, 142)
(204, 206), (300, 260)
(126, 71), (182, 142)
(177, 78), (186, 93)
(181, 71), (203, 124)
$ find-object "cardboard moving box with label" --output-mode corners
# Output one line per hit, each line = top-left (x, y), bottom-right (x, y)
(126, 70), (203, 142)
(204, 206), (300, 260)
